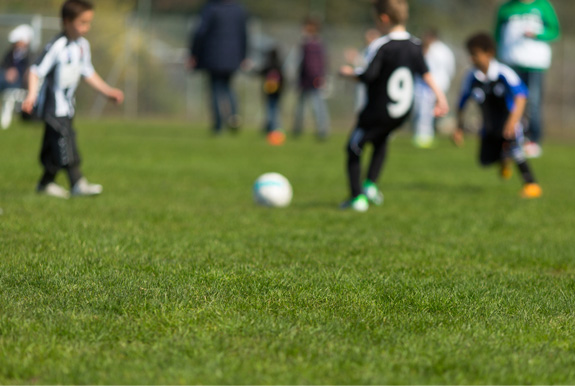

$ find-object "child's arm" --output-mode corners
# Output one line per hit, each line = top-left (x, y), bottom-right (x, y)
(452, 71), (475, 147)
(422, 72), (449, 117)
(503, 95), (526, 140)
(339, 64), (358, 80)
(452, 109), (466, 147)
(21, 71), (39, 114)
(84, 72), (124, 104)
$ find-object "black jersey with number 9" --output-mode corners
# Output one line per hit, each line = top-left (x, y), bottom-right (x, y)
(355, 31), (428, 131)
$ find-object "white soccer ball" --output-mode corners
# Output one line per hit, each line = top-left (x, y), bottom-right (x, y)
(253, 172), (293, 207)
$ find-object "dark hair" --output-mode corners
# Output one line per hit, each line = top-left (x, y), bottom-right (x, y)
(373, 0), (409, 25)
(61, 0), (93, 21)
(266, 47), (282, 69)
(303, 16), (322, 31)
(466, 32), (496, 54)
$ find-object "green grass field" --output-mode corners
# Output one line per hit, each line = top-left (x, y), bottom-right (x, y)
(1, 119), (574, 384)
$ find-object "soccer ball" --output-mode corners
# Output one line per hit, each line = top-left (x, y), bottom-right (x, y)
(253, 172), (293, 207)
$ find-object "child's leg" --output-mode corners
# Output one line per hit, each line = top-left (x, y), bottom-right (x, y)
(266, 95), (280, 133)
(310, 89), (330, 138)
(346, 127), (367, 198)
(506, 139), (536, 184)
(293, 90), (307, 135)
(346, 126), (384, 198)
(366, 133), (390, 184)
(38, 122), (61, 186)
(479, 135), (504, 167)
(44, 116), (83, 187)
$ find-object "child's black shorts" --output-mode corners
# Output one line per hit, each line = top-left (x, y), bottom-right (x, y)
(480, 135), (510, 166)
(40, 116), (81, 173)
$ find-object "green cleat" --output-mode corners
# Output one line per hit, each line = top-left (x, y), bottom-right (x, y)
(362, 180), (384, 206)
(340, 194), (369, 212)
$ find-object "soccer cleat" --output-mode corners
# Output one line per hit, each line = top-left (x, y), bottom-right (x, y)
(36, 182), (70, 199)
(267, 130), (286, 146)
(413, 136), (434, 149)
(500, 158), (513, 180)
(520, 183), (542, 199)
(523, 141), (542, 159)
(363, 180), (384, 206)
(340, 194), (369, 212)
(71, 178), (103, 197)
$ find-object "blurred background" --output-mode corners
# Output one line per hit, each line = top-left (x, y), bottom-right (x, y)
(0, 0), (573, 138)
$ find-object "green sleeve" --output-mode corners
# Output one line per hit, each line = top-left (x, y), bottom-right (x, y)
(494, 6), (505, 46)
(537, 1), (561, 42)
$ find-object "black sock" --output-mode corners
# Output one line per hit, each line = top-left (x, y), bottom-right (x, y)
(66, 166), (82, 187)
(517, 161), (535, 184)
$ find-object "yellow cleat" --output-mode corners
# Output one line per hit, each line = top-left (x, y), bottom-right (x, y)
(521, 183), (542, 199)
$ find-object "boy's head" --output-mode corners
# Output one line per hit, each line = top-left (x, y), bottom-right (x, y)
(466, 32), (496, 72)
(303, 16), (321, 36)
(373, 0), (409, 27)
(61, 0), (94, 40)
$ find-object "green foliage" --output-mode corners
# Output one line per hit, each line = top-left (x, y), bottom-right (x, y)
(1, 120), (575, 384)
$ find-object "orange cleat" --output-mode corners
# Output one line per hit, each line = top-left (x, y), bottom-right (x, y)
(500, 158), (513, 180)
(521, 183), (542, 199)
(267, 130), (286, 146)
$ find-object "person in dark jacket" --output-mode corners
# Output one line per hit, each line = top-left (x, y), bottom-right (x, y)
(0, 24), (33, 92)
(292, 17), (330, 140)
(189, 0), (248, 134)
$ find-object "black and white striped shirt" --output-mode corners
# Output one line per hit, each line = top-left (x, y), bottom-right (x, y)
(31, 34), (95, 119)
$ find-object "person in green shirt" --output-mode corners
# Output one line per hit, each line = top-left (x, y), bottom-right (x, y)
(495, 0), (560, 158)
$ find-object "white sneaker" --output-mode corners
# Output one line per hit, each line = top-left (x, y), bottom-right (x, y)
(363, 181), (384, 206)
(524, 141), (542, 158)
(37, 182), (70, 199)
(71, 178), (103, 197)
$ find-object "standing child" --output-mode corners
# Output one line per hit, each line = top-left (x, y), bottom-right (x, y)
(22, 0), (124, 199)
(412, 28), (455, 148)
(293, 16), (330, 140)
(260, 47), (284, 135)
(453, 32), (542, 199)
(339, 0), (448, 212)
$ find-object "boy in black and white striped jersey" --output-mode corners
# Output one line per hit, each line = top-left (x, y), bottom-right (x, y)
(22, 0), (124, 199)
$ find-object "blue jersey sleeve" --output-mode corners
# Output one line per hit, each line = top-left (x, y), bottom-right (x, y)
(458, 71), (475, 111)
(499, 65), (528, 111)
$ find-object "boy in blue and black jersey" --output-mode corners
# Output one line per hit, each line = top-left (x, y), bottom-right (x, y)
(453, 32), (542, 199)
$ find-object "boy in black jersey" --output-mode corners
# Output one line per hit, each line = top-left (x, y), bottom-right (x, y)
(339, 0), (448, 211)
(453, 33), (542, 199)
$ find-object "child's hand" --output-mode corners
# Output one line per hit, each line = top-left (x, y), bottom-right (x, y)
(4, 67), (19, 83)
(241, 58), (254, 72)
(434, 96), (449, 117)
(21, 95), (36, 114)
(339, 65), (355, 77)
(108, 88), (124, 105)
(503, 120), (516, 140)
(452, 128), (465, 147)
(343, 48), (359, 65)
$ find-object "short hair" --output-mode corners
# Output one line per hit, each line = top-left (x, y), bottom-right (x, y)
(373, 0), (409, 25)
(303, 16), (322, 30)
(61, 0), (93, 22)
(466, 32), (496, 54)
